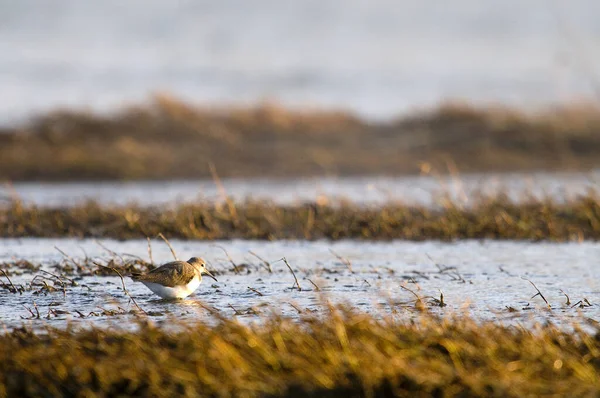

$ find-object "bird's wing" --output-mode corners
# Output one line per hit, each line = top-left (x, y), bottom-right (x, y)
(136, 261), (195, 287)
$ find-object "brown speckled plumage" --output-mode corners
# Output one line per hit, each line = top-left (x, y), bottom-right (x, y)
(131, 257), (209, 287)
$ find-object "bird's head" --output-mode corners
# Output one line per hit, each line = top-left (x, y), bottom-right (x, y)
(187, 257), (218, 282)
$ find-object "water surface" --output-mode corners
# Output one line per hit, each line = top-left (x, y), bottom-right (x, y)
(1, 238), (598, 330)
(3, 171), (599, 207)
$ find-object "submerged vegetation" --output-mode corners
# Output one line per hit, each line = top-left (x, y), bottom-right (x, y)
(2, 191), (600, 240)
(2, 96), (600, 180)
(0, 307), (599, 397)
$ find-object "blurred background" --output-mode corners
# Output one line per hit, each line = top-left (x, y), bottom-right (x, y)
(2, 0), (600, 189)
(2, 0), (600, 124)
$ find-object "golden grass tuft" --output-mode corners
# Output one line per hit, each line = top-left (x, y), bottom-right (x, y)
(0, 307), (599, 397)
(2, 191), (600, 240)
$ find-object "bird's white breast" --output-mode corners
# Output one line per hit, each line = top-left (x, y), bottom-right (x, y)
(142, 275), (202, 299)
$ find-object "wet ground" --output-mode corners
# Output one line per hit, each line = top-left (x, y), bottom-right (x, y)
(1, 238), (598, 331)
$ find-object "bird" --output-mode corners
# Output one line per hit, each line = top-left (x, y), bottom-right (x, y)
(131, 257), (217, 299)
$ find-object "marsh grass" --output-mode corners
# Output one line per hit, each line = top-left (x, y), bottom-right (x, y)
(3, 97), (600, 180)
(2, 190), (600, 240)
(0, 306), (599, 397)
(1, 257), (152, 279)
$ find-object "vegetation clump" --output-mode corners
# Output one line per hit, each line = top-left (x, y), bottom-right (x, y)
(2, 97), (600, 180)
(0, 307), (598, 397)
(2, 191), (600, 240)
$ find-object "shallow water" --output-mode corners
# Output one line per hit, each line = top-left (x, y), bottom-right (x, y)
(1, 238), (598, 331)
(2, 0), (600, 123)
(3, 171), (600, 207)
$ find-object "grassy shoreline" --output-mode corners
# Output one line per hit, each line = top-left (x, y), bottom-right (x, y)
(0, 308), (598, 397)
(2, 192), (600, 240)
(3, 97), (600, 181)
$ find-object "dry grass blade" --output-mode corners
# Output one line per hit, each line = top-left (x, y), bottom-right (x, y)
(94, 241), (124, 262)
(209, 161), (239, 226)
(400, 285), (427, 310)
(21, 304), (37, 319)
(147, 237), (154, 265)
(0, 269), (19, 294)
(32, 273), (67, 297)
(121, 252), (145, 262)
(158, 233), (178, 260)
(571, 300), (584, 308)
(54, 246), (82, 271)
(522, 277), (551, 309)
(570, 299), (592, 309)
(39, 269), (77, 287)
(247, 287), (264, 296)
(248, 250), (272, 273)
(400, 285), (421, 302)
(432, 290), (447, 307)
(307, 278), (321, 291)
(2, 181), (21, 203)
(93, 261), (147, 315)
(228, 304), (243, 315)
(329, 249), (353, 273)
(195, 302), (221, 315)
(288, 302), (304, 313)
(281, 257), (302, 291)
(212, 244), (240, 274)
(77, 245), (89, 262)
(427, 253), (465, 283)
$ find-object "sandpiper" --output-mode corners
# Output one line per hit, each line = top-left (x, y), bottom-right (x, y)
(131, 257), (217, 299)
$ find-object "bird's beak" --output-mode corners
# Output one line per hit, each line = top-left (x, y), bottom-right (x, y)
(204, 269), (218, 282)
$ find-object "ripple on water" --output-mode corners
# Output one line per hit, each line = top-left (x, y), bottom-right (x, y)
(0, 238), (599, 331)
